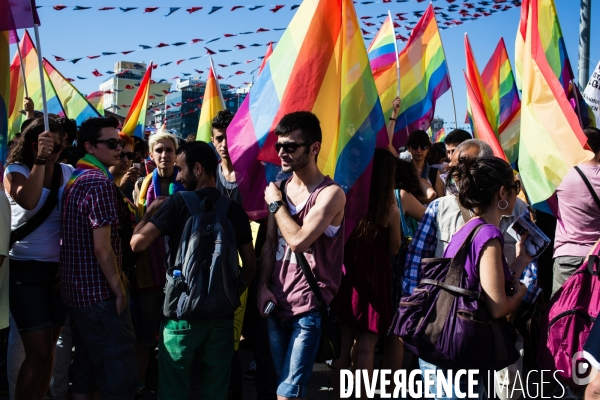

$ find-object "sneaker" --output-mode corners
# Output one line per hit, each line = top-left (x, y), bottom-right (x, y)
(245, 359), (257, 380)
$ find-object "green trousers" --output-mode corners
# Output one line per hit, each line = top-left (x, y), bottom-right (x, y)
(158, 318), (234, 400)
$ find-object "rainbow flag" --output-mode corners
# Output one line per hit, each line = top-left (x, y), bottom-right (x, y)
(1, 31), (9, 162)
(464, 71), (507, 161)
(227, 0), (387, 236)
(43, 58), (100, 125)
(518, 0), (592, 213)
(122, 62), (152, 138)
(196, 61), (225, 143)
(434, 127), (445, 143)
(465, 34), (498, 137)
(367, 13), (398, 120)
(395, 4), (450, 148)
(86, 91), (105, 116)
(8, 30), (64, 139)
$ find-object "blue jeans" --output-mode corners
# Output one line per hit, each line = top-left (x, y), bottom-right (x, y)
(267, 312), (322, 398)
(419, 359), (488, 399)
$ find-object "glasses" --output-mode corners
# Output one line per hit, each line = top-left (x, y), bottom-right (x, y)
(508, 180), (522, 195)
(120, 152), (135, 160)
(275, 142), (312, 154)
(409, 143), (430, 151)
(93, 138), (124, 150)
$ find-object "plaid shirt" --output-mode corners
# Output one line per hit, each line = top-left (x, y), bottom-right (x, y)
(60, 170), (125, 308)
(402, 199), (541, 303)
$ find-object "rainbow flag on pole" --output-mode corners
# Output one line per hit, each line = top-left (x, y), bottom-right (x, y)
(518, 0), (592, 213)
(227, 0), (387, 235)
(395, 4), (450, 148)
(86, 91), (105, 116)
(464, 71), (507, 161)
(8, 30), (64, 139)
(43, 58), (100, 125)
(0, 31), (9, 162)
(196, 60), (225, 143)
(367, 13), (398, 120)
(465, 33), (498, 136)
(481, 38), (521, 165)
(122, 62), (152, 138)
(433, 127), (446, 143)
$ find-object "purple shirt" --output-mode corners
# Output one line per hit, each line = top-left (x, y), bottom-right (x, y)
(443, 218), (511, 289)
(555, 165), (600, 258)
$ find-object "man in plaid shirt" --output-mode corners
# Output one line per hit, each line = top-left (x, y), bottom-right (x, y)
(60, 117), (137, 399)
(403, 139), (541, 303)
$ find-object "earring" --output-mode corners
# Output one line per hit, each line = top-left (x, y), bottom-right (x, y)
(498, 199), (508, 210)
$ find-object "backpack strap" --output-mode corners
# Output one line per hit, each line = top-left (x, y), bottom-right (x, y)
(180, 191), (207, 216)
(574, 166), (600, 210)
(10, 164), (62, 247)
(588, 255), (600, 279)
(296, 251), (329, 314)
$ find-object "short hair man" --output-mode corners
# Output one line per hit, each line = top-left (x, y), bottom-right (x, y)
(259, 111), (346, 400)
(60, 116), (137, 399)
(443, 128), (472, 160)
(130, 141), (256, 400)
(211, 110), (242, 204)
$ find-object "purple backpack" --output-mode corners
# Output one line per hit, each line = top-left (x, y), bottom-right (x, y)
(537, 240), (600, 387)
(390, 220), (520, 370)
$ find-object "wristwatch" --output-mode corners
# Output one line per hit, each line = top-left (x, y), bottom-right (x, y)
(269, 200), (286, 214)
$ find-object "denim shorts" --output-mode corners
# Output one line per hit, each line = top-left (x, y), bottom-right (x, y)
(267, 311), (322, 399)
(9, 259), (67, 333)
(70, 299), (138, 399)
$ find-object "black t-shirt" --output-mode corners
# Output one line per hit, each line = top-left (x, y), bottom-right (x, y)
(150, 188), (252, 269)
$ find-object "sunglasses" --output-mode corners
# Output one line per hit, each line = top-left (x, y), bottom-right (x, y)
(275, 142), (311, 154)
(93, 138), (125, 150)
(509, 180), (522, 195)
(409, 143), (430, 151)
(120, 152), (135, 160)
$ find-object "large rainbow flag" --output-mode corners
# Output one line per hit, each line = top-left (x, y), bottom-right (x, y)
(8, 30), (64, 139)
(394, 4), (450, 149)
(465, 33), (497, 136)
(367, 13), (398, 121)
(464, 71), (507, 161)
(1, 31), (9, 162)
(518, 0), (592, 212)
(227, 0), (387, 236)
(196, 61), (225, 143)
(481, 38), (521, 165)
(43, 58), (100, 125)
(122, 63), (152, 138)
(86, 91), (105, 116)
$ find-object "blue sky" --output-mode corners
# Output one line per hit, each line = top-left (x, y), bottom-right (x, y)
(14, 0), (600, 129)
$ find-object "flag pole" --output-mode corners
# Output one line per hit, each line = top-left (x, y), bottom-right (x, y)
(32, 25), (49, 130)
(389, 10), (401, 98)
(436, 7), (458, 130)
(16, 38), (29, 98)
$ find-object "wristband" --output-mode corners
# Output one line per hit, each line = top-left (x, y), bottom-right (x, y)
(389, 117), (397, 121)
(34, 156), (48, 165)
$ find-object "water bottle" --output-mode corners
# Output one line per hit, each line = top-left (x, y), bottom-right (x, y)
(172, 269), (183, 289)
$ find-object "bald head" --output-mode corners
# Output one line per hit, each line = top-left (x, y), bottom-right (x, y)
(449, 139), (494, 166)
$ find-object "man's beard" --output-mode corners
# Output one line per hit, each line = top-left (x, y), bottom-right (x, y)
(182, 173), (198, 191)
(282, 151), (310, 173)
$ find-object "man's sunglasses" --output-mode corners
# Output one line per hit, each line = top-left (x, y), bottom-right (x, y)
(120, 152), (135, 160)
(509, 180), (522, 195)
(275, 142), (311, 154)
(93, 138), (125, 150)
(408, 143), (430, 151)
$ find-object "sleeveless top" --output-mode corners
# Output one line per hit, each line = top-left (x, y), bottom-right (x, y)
(271, 176), (345, 318)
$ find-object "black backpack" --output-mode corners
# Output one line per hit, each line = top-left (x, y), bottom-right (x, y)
(163, 191), (241, 320)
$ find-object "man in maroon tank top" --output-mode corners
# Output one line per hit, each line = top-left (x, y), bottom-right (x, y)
(259, 112), (346, 400)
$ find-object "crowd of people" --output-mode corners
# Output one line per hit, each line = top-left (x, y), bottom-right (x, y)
(0, 96), (599, 400)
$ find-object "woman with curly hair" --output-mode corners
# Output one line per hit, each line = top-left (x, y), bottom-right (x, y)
(3, 118), (74, 400)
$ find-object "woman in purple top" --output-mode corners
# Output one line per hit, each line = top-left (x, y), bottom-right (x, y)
(419, 156), (532, 399)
